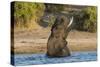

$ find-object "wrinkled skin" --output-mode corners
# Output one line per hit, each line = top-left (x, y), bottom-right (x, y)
(47, 15), (73, 57)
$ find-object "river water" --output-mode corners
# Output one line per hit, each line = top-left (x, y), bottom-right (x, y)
(11, 51), (97, 66)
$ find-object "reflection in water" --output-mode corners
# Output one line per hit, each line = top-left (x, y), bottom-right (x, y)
(12, 51), (97, 66)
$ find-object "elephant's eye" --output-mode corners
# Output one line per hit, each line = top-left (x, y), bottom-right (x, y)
(56, 19), (63, 26)
(61, 18), (64, 23)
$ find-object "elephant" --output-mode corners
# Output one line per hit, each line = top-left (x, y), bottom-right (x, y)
(47, 15), (73, 57)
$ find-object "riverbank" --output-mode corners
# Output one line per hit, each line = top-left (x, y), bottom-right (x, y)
(12, 28), (97, 54)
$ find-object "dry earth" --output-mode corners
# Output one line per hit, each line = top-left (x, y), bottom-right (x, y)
(12, 28), (97, 54)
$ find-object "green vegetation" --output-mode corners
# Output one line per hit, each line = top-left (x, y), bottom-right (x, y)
(74, 7), (97, 32)
(83, 7), (97, 32)
(12, 2), (97, 32)
(14, 2), (45, 29)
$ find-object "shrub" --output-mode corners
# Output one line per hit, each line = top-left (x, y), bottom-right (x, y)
(13, 2), (45, 29)
(74, 7), (97, 32)
(83, 7), (97, 32)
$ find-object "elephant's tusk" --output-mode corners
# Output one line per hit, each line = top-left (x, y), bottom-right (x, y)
(67, 16), (73, 28)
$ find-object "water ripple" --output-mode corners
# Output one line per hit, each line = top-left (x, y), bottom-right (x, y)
(11, 51), (97, 66)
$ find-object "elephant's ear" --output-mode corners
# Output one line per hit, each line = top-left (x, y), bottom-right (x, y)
(67, 16), (74, 28)
(51, 17), (58, 31)
(51, 16), (64, 31)
(60, 16), (66, 24)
